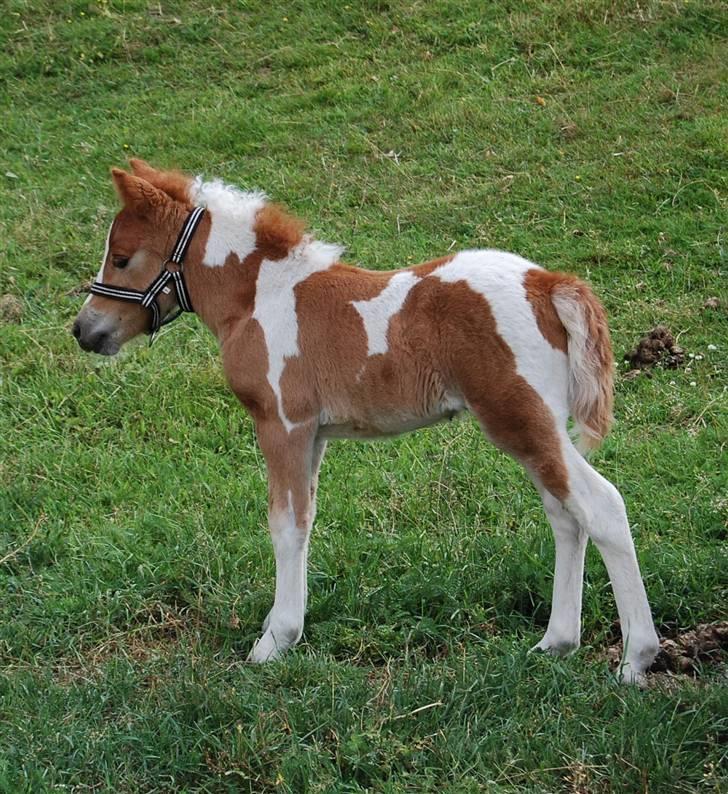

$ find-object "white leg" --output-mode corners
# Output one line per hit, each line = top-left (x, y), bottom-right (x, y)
(532, 489), (588, 656)
(562, 443), (659, 685)
(249, 423), (322, 663)
(260, 438), (326, 634)
(250, 492), (309, 663)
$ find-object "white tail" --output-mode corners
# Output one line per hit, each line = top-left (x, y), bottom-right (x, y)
(551, 283), (614, 453)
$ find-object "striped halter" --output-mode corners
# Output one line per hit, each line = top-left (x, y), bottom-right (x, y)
(89, 206), (205, 335)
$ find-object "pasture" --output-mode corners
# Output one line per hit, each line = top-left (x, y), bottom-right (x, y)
(1, 1), (726, 791)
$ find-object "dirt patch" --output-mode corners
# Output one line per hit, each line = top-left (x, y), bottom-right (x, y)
(607, 621), (728, 685)
(559, 121), (580, 140)
(0, 294), (23, 323)
(624, 325), (684, 371)
(51, 602), (195, 685)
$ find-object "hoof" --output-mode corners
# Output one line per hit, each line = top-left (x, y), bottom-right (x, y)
(247, 629), (283, 663)
(247, 621), (301, 664)
(616, 663), (649, 688)
(530, 635), (580, 658)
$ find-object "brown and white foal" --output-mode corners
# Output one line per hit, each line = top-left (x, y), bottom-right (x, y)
(73, 161), (659, 683)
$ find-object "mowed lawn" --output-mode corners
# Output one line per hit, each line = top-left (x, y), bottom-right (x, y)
(1, 1), (727, 791)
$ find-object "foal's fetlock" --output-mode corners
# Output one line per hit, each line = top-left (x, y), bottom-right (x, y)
(616, 661), (649, 688)
(271, 619), (303, 648)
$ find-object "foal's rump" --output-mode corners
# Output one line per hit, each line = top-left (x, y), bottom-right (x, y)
(423, 250), (613, 461)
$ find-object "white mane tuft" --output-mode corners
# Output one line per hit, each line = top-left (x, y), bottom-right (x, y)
(189, 177), (266, 267)
(189, 176), (343, 268)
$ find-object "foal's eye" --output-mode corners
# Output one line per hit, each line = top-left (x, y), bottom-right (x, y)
(112, 255), (130, 269)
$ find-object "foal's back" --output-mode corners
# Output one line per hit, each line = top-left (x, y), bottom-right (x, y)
(290, 250), (569, 443)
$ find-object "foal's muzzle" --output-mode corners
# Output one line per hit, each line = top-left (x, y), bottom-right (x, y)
(71, 314), (120, 355)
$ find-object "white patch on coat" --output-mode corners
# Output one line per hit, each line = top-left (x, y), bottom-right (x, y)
(431, 250), (569, 422)
(253, 236), (343, 431)
(84, 223), (112, 305)
(352, 271), (420, 356)
(190, 177), (266, 267)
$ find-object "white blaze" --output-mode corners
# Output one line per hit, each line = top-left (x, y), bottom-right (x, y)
(84, 222), (113, 305)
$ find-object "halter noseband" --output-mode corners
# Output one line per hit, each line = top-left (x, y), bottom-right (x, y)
(89, 206), (205, 336)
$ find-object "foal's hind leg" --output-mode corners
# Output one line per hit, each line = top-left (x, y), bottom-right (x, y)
(531, 489), (587, 657)
(470, 396), (658, 684)
(559, 441), (659, 684)
(468, 395), (589, 656)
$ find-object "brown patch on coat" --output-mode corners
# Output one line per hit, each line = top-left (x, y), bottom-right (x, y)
(253, 204), (306, 260)
(284, 255), (460, 434)
(185, 214), (266, 342)
(281, 265), (392, 429)
(523, 269), (569, 353)
(408, 255), (456, 277)
(285, 259), (569, 500)
(413, 278), (570, 499)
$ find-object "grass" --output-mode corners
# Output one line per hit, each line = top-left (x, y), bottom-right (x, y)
(1, 0), (727, 790)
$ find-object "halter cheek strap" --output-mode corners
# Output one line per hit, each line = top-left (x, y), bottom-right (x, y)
(89, 206), (205, 336)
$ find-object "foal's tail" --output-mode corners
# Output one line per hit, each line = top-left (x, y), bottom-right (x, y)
(551, 280), (614, 454)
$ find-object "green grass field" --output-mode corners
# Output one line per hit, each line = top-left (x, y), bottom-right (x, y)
(1, 1), (727, 790)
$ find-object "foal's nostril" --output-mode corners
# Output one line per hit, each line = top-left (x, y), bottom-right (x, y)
(72, 321), (81, 340)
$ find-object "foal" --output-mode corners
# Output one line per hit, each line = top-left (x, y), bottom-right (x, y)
(73, 160), (660, 683)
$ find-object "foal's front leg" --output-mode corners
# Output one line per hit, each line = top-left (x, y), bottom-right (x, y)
(248, 420), (318, 663)
(260, 437), (326, 633)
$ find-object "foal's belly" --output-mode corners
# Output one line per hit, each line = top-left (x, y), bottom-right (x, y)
(318, 398), (466, 440)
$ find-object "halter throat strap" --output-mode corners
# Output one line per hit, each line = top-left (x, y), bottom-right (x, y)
(89, 206), (205, 335)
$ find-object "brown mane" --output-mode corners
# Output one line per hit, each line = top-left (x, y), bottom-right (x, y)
(253, 204), (306, 260)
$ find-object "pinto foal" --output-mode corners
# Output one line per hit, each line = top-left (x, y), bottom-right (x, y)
(73, 161), (659, 682)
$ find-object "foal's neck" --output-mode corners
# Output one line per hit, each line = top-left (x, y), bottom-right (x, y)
(182, 197), (341, 343)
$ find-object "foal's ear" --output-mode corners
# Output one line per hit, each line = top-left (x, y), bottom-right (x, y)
(128, 159), (192, 204)
(128, 158), (155, 177)
(111, 168), (172, 216)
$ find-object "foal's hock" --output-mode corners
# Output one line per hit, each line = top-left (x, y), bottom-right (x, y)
(73, 160), (660, 683)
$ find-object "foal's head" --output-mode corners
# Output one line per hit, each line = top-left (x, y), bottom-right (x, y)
(72, 162), (192, 355)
